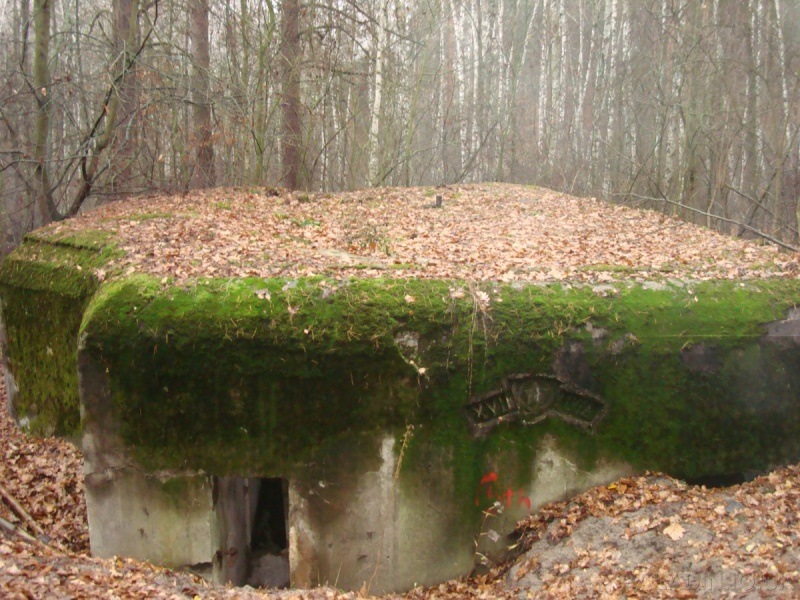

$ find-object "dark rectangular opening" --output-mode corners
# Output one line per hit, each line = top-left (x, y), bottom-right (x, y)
(248, 477), (289, 588)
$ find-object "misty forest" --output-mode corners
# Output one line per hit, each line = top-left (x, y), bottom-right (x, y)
(1, 0), (800, 251)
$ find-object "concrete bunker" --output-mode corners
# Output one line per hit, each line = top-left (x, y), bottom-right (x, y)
(67, 276), (800, 592)
(4, 187), (800, 593)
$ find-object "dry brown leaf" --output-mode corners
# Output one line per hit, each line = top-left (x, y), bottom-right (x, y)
(663, 522), (685, 541)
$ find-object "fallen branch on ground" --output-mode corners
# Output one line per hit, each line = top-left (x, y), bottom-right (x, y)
(0, 515), (47, 548)
(0, 483), (46, 538)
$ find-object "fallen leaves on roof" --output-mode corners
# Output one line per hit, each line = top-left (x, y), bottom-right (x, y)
(41, 184), (799, 284)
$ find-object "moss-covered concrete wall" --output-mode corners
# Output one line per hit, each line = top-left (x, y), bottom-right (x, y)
(0, 232), (116, 435)
(74, 274), (800, 483)
(3, 232), (800, 477)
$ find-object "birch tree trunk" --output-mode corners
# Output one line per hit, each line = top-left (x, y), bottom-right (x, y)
(368, 1), (387, 186)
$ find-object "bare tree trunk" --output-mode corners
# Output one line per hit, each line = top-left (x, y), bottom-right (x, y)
(18, 0), (32, 73)
(32, 0), (54, 225)
(190, 0), (215, 188)
(280, 0), (303, 190)
(252, 0), (276, 185)
(772, 0), (790, 234)
(111, 0), (140, 194)
(680, 1), (701, 215)
(368, 1), (387, 186)
(742, 0), (760, 222)
(441, 0), (457, 182)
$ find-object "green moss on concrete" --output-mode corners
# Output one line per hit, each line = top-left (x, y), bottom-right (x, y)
(609, 281), (792, 350)
(0, 233), (119, 435)
(80, 276), (468, 473)
(77, 275), (800, 477)
(591, 342), (800, 480)
(26, 229), (117, 251)
(5, 222), (800, 477)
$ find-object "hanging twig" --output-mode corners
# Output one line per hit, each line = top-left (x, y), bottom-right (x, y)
(616, 192), (800, 253)
(0, 483), (46, 538)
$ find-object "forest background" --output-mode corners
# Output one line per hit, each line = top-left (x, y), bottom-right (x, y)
(1, 0), (799, 253)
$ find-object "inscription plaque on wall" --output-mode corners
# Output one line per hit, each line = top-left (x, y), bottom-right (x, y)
(465, 373), (607, 435)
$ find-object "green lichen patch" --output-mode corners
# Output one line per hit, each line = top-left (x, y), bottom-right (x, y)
(78, 275), (800, 478)
(0, 233), (119, 435)
(25, 228), (118, 252)
(124, 212), (174, 222)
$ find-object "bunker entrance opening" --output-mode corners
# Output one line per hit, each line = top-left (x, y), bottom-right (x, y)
(251, 478), (288, 555)
(247, 477), (290, 589)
